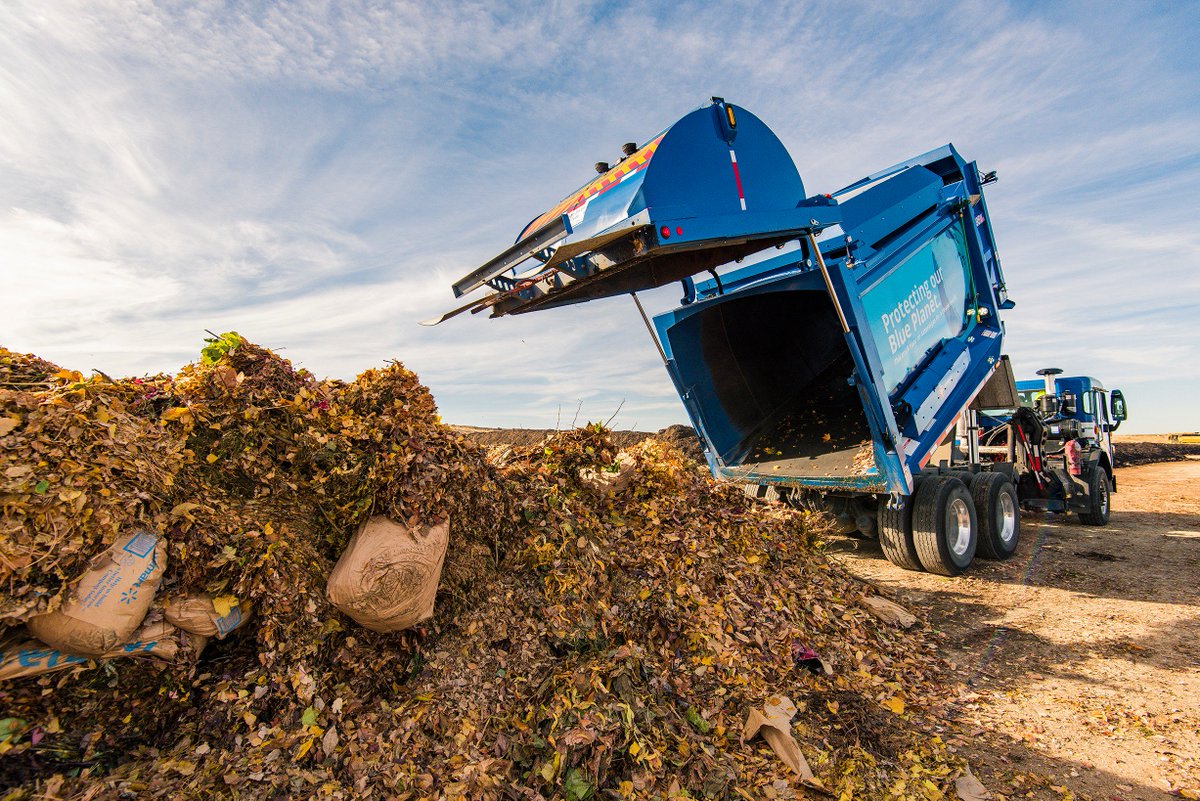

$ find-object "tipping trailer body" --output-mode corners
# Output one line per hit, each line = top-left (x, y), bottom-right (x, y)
(652, 144), (1009, 497)
(442, 99), (1012, 500)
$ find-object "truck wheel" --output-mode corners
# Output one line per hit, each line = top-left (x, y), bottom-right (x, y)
(1078, 469), (1111, 526)
(878, 484), (923, 571)
(947, 470), (976, 488)
(973, 473), (1020, 560)
(912, 476), (977, 576)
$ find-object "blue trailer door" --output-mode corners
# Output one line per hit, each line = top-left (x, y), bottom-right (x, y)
(821, 164), (1006, 489)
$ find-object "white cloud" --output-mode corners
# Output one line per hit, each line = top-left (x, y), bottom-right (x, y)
(0, 0), (1196, 433)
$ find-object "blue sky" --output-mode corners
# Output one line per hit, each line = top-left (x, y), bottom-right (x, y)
(1, 1), (1197, 433)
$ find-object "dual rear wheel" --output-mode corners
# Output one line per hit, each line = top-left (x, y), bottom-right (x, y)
(879, 472), (1019, 575)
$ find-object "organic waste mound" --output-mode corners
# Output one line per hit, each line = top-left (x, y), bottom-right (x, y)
(1, 337), (969, 799)
(1113, 439), (1200, 467)
(455, 424), (706, 466)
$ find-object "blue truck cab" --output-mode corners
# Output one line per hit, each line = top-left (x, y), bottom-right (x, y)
(1013, 371), (1127, 494)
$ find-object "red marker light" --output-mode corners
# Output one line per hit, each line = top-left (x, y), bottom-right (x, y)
(675, 226), (683, 236)
(660, 225), (671, 238)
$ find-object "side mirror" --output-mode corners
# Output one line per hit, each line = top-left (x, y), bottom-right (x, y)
(1110, 389), (1127, 430)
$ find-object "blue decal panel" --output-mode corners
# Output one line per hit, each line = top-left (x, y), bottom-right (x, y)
(860, 225), (971, 394)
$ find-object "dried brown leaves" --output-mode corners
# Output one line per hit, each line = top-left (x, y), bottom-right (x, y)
(0, 338), (974, 799)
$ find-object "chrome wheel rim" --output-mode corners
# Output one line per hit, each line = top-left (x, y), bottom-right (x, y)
(948, 497), (972, 557)
(998, 492), (1017, 544)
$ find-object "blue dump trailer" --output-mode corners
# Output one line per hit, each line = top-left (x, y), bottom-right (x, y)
(435, 98), (1127, 575)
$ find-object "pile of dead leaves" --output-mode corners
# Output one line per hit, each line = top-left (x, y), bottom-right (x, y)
(0, 353), (185, 625)
(1, 336), (978, 799)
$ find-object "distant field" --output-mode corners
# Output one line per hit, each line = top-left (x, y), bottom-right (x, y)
(451, 428), (1200, 469)
(1113, 436), (1200, 466)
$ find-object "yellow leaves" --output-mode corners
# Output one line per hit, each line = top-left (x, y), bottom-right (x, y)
(212, 595), (238, 617)
(294, 737), (314, 760)
(882, 696), (905, 715)
(57, 489), (87, 512)
(628, 740), (641, 757)
(827, 700), (840, 714)
(206, 453), (219, 464)
(744, 554), (760, 565)
(161, 406), (194, 426)
(538, 751), (562, 781)
(164, 759), (197, 776)
(171, 502), (203, 521)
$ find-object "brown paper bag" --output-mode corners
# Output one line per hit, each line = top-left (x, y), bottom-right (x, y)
(164, 594), (251, 639)
(28, 530), (167, 656)
(744, 695), (814, 779)
(0, 619), (186, 681)
(582, 453), (637, 496)
(326, 516), (449, 633)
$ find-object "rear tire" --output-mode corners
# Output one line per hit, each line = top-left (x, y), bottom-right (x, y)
(1078, 469), (1111, 526)
(878, 483), (924, 571)
(973, 473), (1020, 560)
(946, 469), (976, 488)
(912, 476), (977, 576)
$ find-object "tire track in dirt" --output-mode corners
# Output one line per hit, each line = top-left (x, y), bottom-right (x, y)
(829, 460), (1200, 800)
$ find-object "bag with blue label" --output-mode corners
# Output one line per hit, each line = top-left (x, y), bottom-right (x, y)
(164, 594), (251, 639)
(26, 530), (167, 657)
(0, 619), (184, 681)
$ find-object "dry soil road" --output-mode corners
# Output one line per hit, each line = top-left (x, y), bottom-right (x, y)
(829, 460), (1200, 801)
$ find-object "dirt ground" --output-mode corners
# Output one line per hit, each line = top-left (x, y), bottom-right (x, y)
(828, 459), (1200, 800)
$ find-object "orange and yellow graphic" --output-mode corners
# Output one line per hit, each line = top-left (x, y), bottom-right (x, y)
(520, 133), (665, 239)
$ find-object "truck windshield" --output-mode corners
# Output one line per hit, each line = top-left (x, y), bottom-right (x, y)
(1016, 389), (1043, 408)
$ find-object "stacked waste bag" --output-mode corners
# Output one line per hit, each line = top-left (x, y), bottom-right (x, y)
(0, 335), (987, 799)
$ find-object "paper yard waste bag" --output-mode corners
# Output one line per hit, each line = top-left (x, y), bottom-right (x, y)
(326, 516), (449, 633)
(164, 594), (251, 639)
(27, 530), (166, 657)
(581, 452), (637, 497)
(0, 619), (185, 681)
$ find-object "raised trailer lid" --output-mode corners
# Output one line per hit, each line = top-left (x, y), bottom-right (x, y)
(431, 99), (838, 324)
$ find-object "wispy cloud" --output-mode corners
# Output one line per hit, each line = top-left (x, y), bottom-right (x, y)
(1, 0), (1196, 432)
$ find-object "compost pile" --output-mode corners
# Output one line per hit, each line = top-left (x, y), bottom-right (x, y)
(1112, 440), (1200, 467)
(455, 424), (706, 466)
(1, 337), (974, 800)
